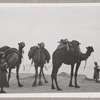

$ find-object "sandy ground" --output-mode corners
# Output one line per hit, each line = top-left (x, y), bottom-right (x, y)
(4, 72), (100, 93)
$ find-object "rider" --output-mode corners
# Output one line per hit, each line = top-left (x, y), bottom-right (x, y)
(0, 52), (8, 93)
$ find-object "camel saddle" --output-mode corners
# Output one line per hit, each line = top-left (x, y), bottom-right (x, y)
(57, 40), (81, 57)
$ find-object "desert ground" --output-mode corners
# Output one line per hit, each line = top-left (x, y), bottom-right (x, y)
(3, 72), (100, 93)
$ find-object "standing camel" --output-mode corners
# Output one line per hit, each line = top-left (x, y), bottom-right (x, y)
(51, 41), (94, 90)
(0, 42), (25, 87)
(28, 42), (50, 86)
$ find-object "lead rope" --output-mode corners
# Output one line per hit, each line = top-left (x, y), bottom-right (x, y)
(45, 63), (52, 70)
(84, 53), (96, 69)
(22, 58), (32, 71)
(92, 53), (96, 62)
(84, 59), (87, 69)
(22, 57), (25, 71)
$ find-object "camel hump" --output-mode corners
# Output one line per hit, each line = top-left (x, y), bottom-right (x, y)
(12, 48), (19, 54)
(70, 40), (81, 47)
(68, 40), (81, 56)
(28, 46), (39, 59)
(4, 48), (18, 58)
(0, 46), (11, 52)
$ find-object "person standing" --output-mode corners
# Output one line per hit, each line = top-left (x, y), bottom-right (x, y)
(0, 52), (8, 93)
(93, 62), (100, 82)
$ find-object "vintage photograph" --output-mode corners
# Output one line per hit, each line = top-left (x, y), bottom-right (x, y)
(0, 3), (100, 96)
(0, 0), (100, 3)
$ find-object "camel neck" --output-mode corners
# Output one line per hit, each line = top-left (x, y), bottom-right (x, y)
(17, 46), (23, 65)
(81, 50), (91, 61)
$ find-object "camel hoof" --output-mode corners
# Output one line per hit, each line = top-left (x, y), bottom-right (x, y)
(6, 85), (10, 88)
(38, 82), (42, 86)
(69, 84), (74, 87)
(45, 80), (48, 83)
(0, 91), (6, 93)
(32, 83), (37, 87)
(57, 88), (62, 91)
(6, 84), (10, 88)
(18, 84), (23, 87)
(75, 85), (80, 88)
(51, 86), (56, 89)
(6, 82), (10, 87)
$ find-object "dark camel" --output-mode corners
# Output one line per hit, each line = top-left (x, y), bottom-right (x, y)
(29, 43), (50, 86)
(51, 46), (94, 90)
(0, 42), (25, 87)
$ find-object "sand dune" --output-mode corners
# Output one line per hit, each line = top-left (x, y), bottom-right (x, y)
(4, 72), (100, 93)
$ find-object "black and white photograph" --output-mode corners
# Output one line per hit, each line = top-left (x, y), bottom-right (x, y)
(0, 3), (100, 97)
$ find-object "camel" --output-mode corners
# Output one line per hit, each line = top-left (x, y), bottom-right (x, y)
(0, 42), (25, 87)
(51, 45), (94, 91)
(28, 42), (50, 86)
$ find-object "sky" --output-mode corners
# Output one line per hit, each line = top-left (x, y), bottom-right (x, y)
(0, 4), (100, 78)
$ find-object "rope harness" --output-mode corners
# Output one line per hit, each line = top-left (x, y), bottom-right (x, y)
(84, 59), (87, 69)
(45, 63), (52, 70)
(92, 53), (96, 62)
(84, 53), (96, 69)
(22, 58), (32, 71)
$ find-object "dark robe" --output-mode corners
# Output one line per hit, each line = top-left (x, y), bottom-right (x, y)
(0, 59), (8, 87)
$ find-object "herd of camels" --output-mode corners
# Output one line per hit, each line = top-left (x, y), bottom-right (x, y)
(0, 39), (94, 91)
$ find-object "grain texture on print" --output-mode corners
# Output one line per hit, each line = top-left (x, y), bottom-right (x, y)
(0, 99), (99, 100)
(0, 0), (100, 3)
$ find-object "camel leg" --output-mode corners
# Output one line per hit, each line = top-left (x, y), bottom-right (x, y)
(38, 67), (42, 86)
(42, 69), (48, 83)
(51, 72), (55, 89)
(69, 64), (74, 87)
(16, 66), (23, 87)
(7, 68), (11, 87)
(52, 64), (62, 91)
(74, 62), (81, 88)
(32, 66), (38, 86)
(51, 64), (57, 89)
(54, 70), (62, 91)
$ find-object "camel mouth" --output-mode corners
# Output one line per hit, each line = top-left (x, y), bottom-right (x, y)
(91, 47), (94, 52)
(92, 49), (94, 52)
(86, 46), (94, 52)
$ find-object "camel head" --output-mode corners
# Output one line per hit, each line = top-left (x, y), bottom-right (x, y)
(38, 42), (45, 48)
(86, 46), (94, 55)
(18, 42), (25, 49)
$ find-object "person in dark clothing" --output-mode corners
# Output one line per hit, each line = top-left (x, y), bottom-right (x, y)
(93, 62), (100, 82)
(0, 52), (8, 93)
